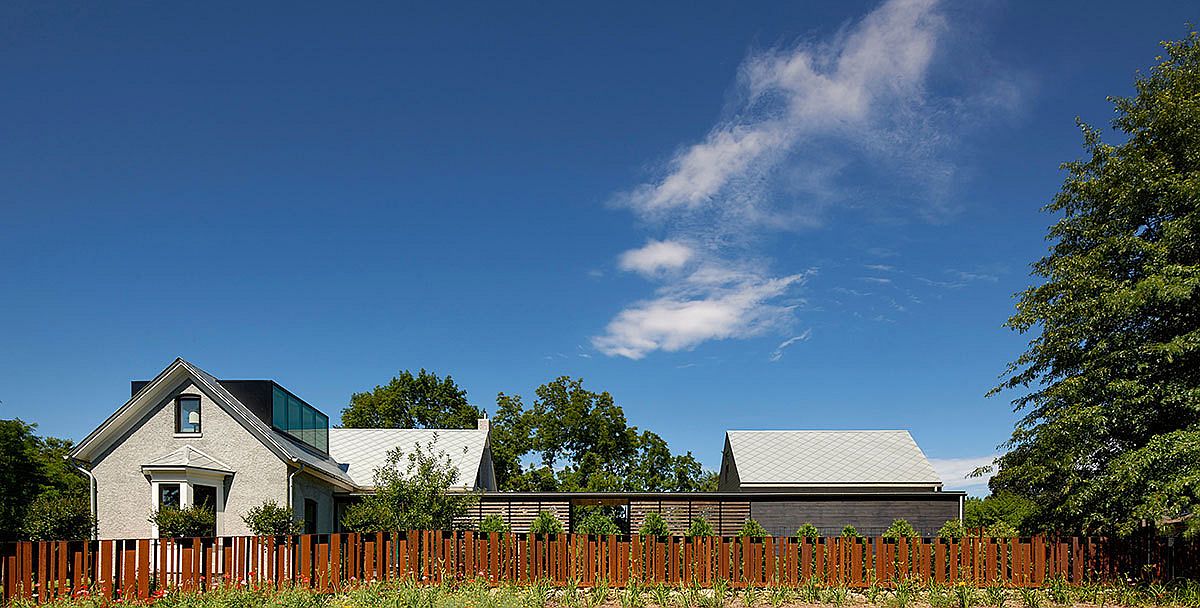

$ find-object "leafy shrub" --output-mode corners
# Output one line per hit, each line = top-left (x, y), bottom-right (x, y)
(21, 490), (95, 540)
(341, 500), (388, 533)
(986, 521), (1019, 538)
(686, 516), (716, 537)
(242, 500), (300, 536)
(639, 512), (670, 537)
(528, 510), (564, 536)
(938, 519), (967, 540)
(840, 524), (862, 538)
(346, 441), (477, 531)
(737, 518), (769, 538)
(150, 505), (215, 538)
(883, 518), (919, 539)
(479, 513), (511, 534)
(795, 522), (820, 540)
(576, 512), (620, 536)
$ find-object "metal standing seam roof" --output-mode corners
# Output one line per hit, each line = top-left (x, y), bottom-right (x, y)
(328, 428), (488, 489)
(725, 430), (942, 486)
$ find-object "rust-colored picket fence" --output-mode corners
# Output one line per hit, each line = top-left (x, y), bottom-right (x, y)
(3, 532), (1196, 604)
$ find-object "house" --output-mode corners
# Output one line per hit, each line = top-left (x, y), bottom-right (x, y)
(69, 358), (960, 540)
(68, 358), (495, 539)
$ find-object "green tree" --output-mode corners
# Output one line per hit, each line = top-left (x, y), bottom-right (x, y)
(341, 440), (478, 532)
(990, 31), (1200, 535)
(1, 419), (87, 541)
(341, 369), (482, 430)
(686, 517), (716, 538)
(21, 490), (95, 541)
(490, 377), (716, 492)
(937, 519), (967, 540)
(963, 493), (1035, 532)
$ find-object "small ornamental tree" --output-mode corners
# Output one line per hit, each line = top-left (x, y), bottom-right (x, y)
(937, 519), (967, 540)
(151, 506), (215, 538)
(737, 518), (769, 538)
(242, 500), (301, 536)
(639, 512), (670, 537)
(529, 511), (564, 536)
(795, 522), (820, 540)
(576, 512), (620, 536)
(341, 439), (478, 532)
(883, 518), (919, 539)
(22, 490), (96, 541)
(686, 517), (716, 538)
(479, 513), (511, 534)
(840, 525), (862, 539)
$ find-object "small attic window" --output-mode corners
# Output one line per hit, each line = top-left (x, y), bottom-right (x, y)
(176, 395), (201, 434)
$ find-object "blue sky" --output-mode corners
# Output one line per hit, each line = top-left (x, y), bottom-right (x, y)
(1, 1), (1195, 494)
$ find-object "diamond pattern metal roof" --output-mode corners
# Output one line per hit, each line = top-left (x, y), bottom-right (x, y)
(725, 430), (941, 486)
(143, 446), (233, 473)
(328, 428), (487, 489)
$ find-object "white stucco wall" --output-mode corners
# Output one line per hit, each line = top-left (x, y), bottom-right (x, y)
(89, 381), (289, 539)
(291, 471), (336, 534)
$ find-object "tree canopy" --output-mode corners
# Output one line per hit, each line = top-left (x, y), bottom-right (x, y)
(990, 31), (1200, 534)
(340, 369), (482, 429)
(490, 376), (716, 492)
(0, 419), (88, 541)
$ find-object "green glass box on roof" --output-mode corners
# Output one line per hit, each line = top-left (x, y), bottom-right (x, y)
(271, 385), (329, 453)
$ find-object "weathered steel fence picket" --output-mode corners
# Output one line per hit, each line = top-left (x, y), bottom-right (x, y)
(3, 532), (1197, 603)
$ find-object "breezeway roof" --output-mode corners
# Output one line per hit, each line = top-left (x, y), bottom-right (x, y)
(724, 430), (942, 487)
(328, 428), (488, 489)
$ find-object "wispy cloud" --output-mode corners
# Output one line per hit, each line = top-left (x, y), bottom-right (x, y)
(618, 240), (695, 276)
(929, 455), (997, 495)
(593, 0), (1017, 359)
(594, 266), (810, 359)
(769, 329), (813, 362)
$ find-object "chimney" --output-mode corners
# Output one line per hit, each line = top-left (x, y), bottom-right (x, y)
(477, 417), (490, 433)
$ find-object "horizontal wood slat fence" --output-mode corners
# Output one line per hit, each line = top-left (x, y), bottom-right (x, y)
(3, 532), (1196, 604)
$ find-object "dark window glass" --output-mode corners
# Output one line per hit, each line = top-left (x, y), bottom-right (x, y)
(176, 396), (201, 433)
(193, 485), (218, 537)
(304, 499), (318, 535)
(158, 484), (180, 509)
(272, 387), (287, 430)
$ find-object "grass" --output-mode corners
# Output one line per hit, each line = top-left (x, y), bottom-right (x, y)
(9, 579), (1200, 608)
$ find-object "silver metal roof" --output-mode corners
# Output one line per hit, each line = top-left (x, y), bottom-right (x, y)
(328, 428), (488, 489)
(725, 430), (941, 487)
(142, 445), (233, 473)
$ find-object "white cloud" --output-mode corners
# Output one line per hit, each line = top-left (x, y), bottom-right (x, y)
(929, 455), (997, 495)
(618, 0), (947, 228)
(594, 0), (1016, 359)
(618, 240), (695, 276)
(769, 329), (813, 362)
(593, 268), (808, 359)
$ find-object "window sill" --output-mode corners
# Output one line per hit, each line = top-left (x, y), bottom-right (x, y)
(173, 433), (203, 439)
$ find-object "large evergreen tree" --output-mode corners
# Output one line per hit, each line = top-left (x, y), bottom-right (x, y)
(990, 31), (1200, 534)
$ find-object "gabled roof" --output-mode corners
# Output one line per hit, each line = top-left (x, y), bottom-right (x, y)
(71, 358), (355, 490)
(142, 446), (233, 474)
(328, 428), (489, 490)
(724, 430), (941, 487)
